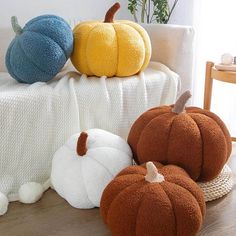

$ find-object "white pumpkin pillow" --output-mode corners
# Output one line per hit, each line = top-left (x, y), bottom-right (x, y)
(51, 128), (133, 209)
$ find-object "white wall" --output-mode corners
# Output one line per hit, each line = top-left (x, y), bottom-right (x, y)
(0, 0), (194, 28)
(168, 0), (194, 26)
(0, 0), (131, 28)
(125, 0), (194, 26)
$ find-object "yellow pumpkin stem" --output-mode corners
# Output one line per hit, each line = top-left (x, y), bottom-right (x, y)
(145, 162), (165, 183)
(104, 2), (120, 23)
(172, 90), (192, 114)
(77, 132), (88, 156)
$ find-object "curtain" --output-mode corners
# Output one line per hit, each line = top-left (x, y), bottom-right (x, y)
(193, 0), (236, 136)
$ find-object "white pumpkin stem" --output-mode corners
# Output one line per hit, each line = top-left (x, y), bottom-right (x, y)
(172, 90), (192, 114)
(104, 2), (120, 23)
(11, 16), (23, 35)
(145, 162), (165, 183)
(77, 132), (88, 156)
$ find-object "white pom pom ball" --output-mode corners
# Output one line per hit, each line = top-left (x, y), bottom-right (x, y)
(18, 182), (44, 204)
(0, 192), (9, 215)
(221, 53), (233, 65)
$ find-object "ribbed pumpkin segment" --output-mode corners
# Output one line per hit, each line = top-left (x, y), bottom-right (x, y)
(189, 113), (228, 181)
(116, 165), (147, 177)
(161, 182), (203, 236)
(121, 20), (152, 71)
(107, 182), (147, 235)
(113, 23), (145, 76)
(128, 106), (171, 162)
(167, 114), (202, 180)
(100, 174), (144, 223)
(86, 24), (118, 77)
(187, 107), (232, 159)
(72, 23), (96, 75)
(156, 163), (189, 178)
(135, 184), (176, 236)
(165, 175), (206, 216)
(137, 113), (176, 164)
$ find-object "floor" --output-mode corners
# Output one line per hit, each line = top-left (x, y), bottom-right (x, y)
(0, 146), (236, 236)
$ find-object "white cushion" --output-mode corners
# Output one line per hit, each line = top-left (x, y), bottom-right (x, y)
(0, 62), (179, 200)
(51, 129), (133, 209)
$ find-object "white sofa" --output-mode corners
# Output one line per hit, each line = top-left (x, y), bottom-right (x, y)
(0, 20), (194, 210)
(142, 23), (195, 95)
(0, 23), (194, 94)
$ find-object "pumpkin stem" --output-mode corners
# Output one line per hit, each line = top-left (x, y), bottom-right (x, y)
(77, 132), (88, 156)
(11, 16), (23, 35)
(172, 90), (192, 114)
(104, 2), (120, 23)
(145, 162), (165, 183)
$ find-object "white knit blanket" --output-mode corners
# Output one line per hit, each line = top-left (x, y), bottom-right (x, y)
(0, 62), (179, 200)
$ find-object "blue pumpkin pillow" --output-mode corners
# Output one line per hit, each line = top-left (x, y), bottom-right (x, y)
(5, 15), (73, 84)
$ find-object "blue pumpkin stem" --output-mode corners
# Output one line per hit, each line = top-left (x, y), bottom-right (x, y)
(11, 16), (23, 35)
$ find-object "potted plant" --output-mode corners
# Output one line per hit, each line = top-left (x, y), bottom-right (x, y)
(128, 0), (179, 24)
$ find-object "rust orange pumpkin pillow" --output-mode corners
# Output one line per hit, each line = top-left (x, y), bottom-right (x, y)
(100, 162), (206, 236)
(128, 91), (232, 182)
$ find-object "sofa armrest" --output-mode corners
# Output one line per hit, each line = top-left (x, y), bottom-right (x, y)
(142, 23), (195, 95)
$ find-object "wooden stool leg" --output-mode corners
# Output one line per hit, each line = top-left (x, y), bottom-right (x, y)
(204, 61), (214, 110)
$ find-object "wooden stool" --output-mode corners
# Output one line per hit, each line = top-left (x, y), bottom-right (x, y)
(204, 61), (236, 141)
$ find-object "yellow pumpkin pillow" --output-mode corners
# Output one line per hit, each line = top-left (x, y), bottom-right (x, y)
(71, 2), (152, 77)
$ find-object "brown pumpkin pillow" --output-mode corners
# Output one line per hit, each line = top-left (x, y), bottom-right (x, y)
(128, 91), (232, 181)
(100, 162), (206, 236)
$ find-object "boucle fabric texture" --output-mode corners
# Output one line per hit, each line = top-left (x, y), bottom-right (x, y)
(71, 20), (151, 77)
(128, 104), (232, 182)
(0, 61), (179, 201)
(5, 15), (73, 83)
(71, 3), (151, 78)
(51, 129), (133, 209)
(100, 162), (206, 236)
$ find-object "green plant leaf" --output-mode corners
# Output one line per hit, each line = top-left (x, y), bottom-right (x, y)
(128, 0), (138, 14)
(151, 0), (170, 24)
(127, 0), (178, 24)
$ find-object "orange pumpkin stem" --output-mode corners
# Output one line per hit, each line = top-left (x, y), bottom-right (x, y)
(104, 2), (120, 23)
(145, 162), (165, 183)
(77, 132), (88, 156)
(172, 90), (192, 114)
